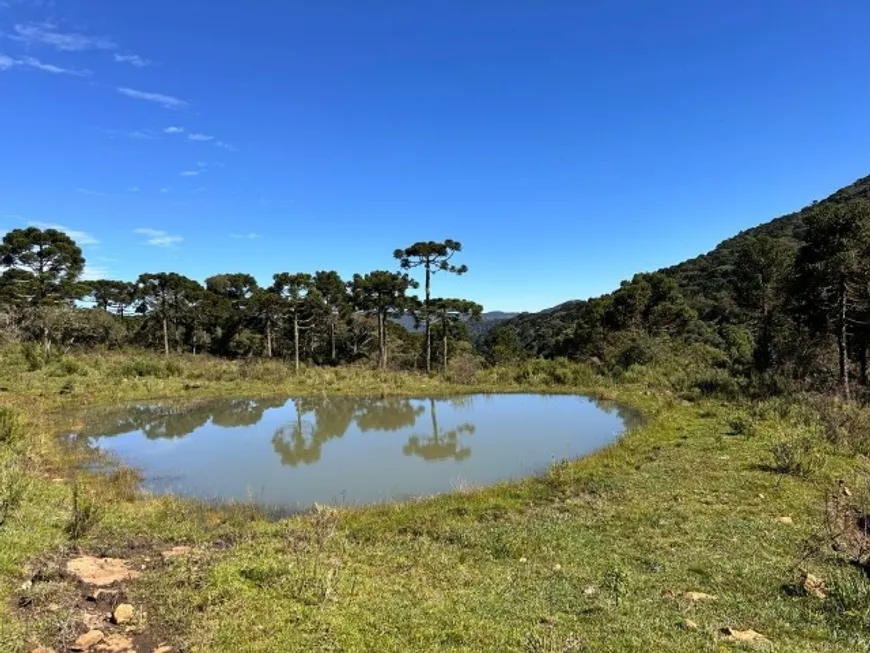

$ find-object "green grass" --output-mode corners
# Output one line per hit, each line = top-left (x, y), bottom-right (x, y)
(0, 346), (868, 651)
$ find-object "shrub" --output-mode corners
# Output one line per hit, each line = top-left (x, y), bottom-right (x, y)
(825, 567), (870, 630)
(727, 411), (755, 436)
(769, 435), (822, 477)
(21, 341), (46, 371)
(117, 358), (183, 379)
(66, 479), (102, 541)
(0, 454), (28, 527)
(0, 407), (22, 446)
(446, 352), (480, 385)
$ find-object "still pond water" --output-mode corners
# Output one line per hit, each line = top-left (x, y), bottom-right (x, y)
(68, 394), (640, 511)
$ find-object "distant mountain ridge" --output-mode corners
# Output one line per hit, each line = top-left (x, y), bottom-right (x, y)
(498, 173), (870, 356)
(395, 311), (519, 339)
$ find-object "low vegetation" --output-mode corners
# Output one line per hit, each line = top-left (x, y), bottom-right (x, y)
(0, 346), (867, 652)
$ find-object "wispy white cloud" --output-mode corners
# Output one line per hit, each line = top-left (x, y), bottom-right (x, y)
(81, 264), (110, 281)
(29, 221), (99, 245)
(134, 227), (182, 248)
(159, 187), (170, 194)
(214, 141), (236, 151)
(104, 128), (160, 140)
(114, 53), (150, 68)
(191, 187), (206, 194)
(163, 126), (184, 134)
(117, 87), (188, 109)
(230, 232), (261, 240)
(0, 52), (90, 76)
(128, 186), (140, 192)
(180, 170), (199, 177)
(196, 161), (208, 167)
(187, 133), (213, 142)
(75, 188), (109, 197)
(11, 23), (115, 52)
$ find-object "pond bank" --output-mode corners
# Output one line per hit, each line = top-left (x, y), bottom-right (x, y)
(1, 351), (867, 651)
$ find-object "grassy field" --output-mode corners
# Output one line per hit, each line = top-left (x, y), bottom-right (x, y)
(1, 347), (868, 652)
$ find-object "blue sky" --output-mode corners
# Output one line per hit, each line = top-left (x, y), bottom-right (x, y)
(2, 1), (869, 312)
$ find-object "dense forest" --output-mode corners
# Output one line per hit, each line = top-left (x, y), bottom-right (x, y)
(484, 174), (870, 399)
(0, 235), (483, 373)
(4, 174), (870, 403)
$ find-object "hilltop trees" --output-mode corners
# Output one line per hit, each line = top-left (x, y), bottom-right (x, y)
(394, 240), (467, 373)
(351, 271), (416, 369)
(430, 298), (482, 370)
(0, 226), (489, 372)
(0, 227), (86, 350)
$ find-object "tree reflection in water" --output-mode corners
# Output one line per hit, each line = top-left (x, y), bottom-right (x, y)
(402, 397), (475, 461)
(271, 397), (425, 467)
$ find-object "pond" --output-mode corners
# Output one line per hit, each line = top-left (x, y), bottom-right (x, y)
(64, 394), (640, 512)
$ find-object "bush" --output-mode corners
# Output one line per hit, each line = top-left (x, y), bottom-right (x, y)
(727, 411), (756, 436)
(21, 341), (47, 371)
(769, 434), (822, 476)
(825, 567), (870, 630)
(445, 352), (481, 385)
(117, 358), (183, 379)
(0, 407), (22, 446)
(0, 454), (28, 527)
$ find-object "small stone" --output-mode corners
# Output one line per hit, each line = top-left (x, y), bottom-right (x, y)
(46, 603), (60, 612)
(720, 627), (770, 644)
(66, 557), (140, 587)
(112, 603), (135, 625)
(843, 486), (852, 497)
(30, 647), (56, 653)
(71, 629), (104, 651)
(777, 516), (794, 525)
(552, 563), (562, 573)
(154, 647), (172, 653)
(685, 591), (717, 602)
(757, 493), (765, 499)
(802, 571), (826, 599)
(583, 585), (597, 596)
(87, 588), (118, 603)
(95, 633), (134, 652)
(518, 557), (527, 564)
(682, 619), (698, 630)
(19, 579), (33, 591)
(162, 546), (194, 559)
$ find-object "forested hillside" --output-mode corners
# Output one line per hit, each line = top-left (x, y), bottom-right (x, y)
(488, 174), (870, 398)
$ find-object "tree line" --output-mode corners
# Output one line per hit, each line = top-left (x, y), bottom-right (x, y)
(486, 176), (870, 401)
(0, 228), (482, 371)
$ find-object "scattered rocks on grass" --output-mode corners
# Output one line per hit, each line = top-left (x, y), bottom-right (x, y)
(684, 591), (717, 602)
(801, 571), (826, 599)
(71, 629), (104, 651)
(719, 627), (770, 644)
(66, 557), (140, 587)
(777, 516), (794, 525)
(95, 633), (134, 652)
(161, 546), (193, 560)
(112, 603), (135, 625)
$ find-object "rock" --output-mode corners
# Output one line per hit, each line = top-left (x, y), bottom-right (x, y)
(685, 591), (717, 602)
(583, 585), (597, 596)
(71, 629), (104, 651)
(802, 571), (826, 599)
(30, 647), (56, 653)
(720, 627), (770, 644)
(154, 647), (172, 653)
(66, 557), (140, 587)
(777, 516), (794, 525)
(518, 557), (527, 564)
(95, 634), (134, 652)
(82, 612), (107, 630)
(843, 486), (853, 497)
(162, 546), (194, 559)
(552, 563), (562, 573)
(682, 619), (698, 630)
(19, 579), (33, 591)
(87, 588), (118, 602)
(112, 603), (135, 625)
